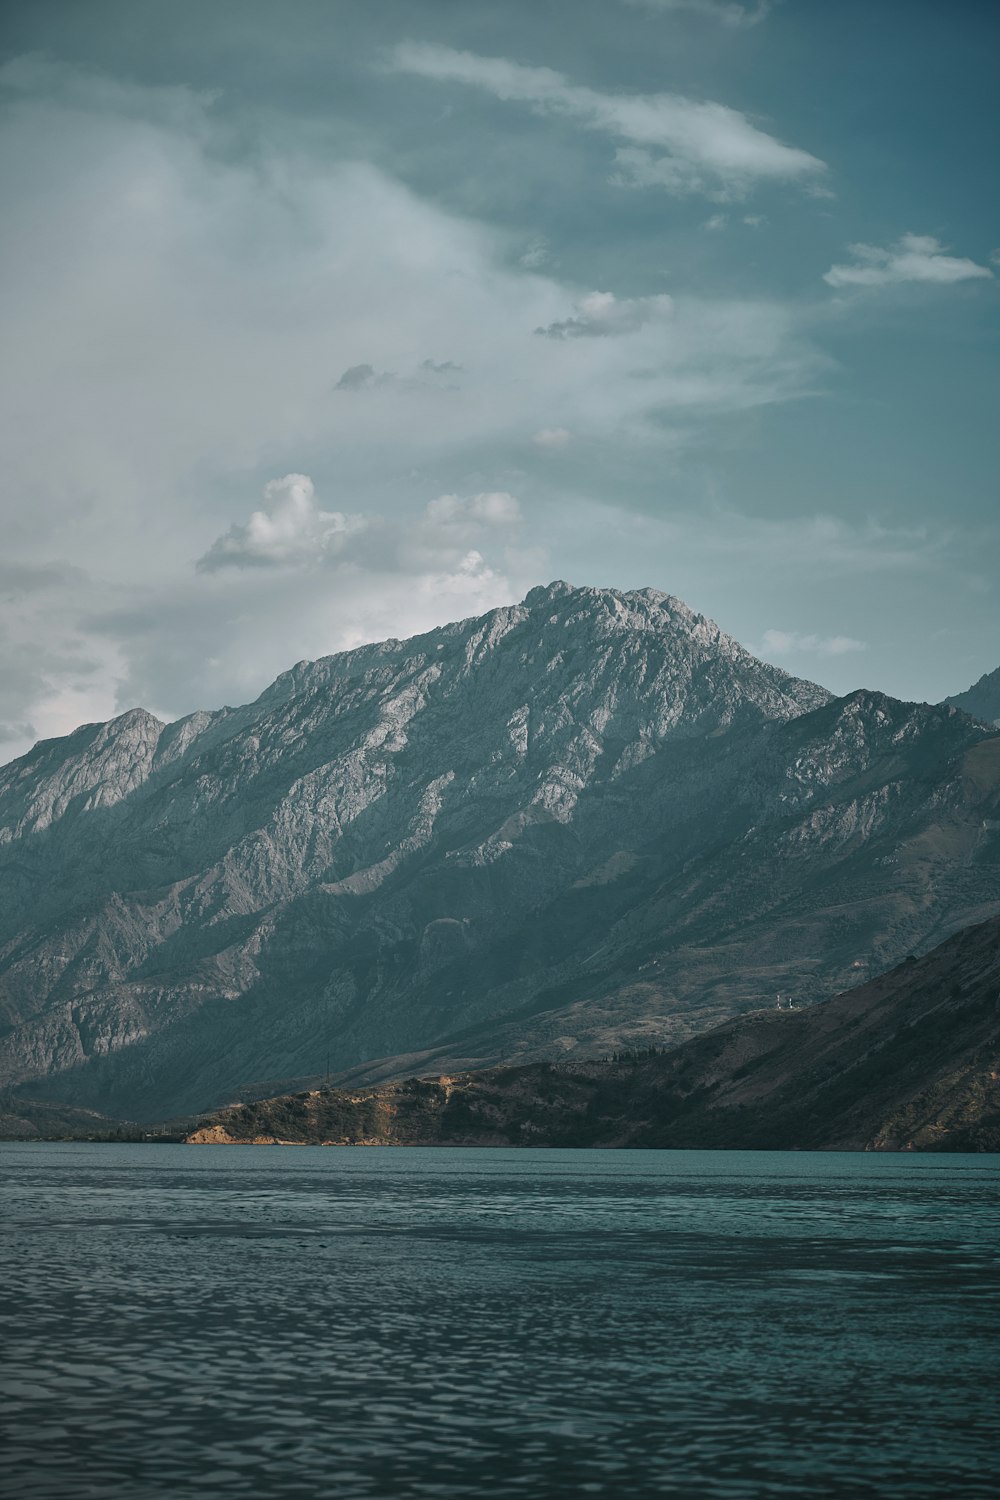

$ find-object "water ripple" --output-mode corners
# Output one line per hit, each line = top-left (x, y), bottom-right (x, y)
(1, 1144), (998, 1499)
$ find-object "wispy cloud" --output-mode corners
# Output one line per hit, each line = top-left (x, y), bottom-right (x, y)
(722, 513), (946, 575)
(824, 234), (993, 289)
(622, 0), (774, 26)
(759, 628), (867, 658)
(520, 238), (551, 268)
(535, 290), (674, 338)
(602, 505), (950, 578)
(533, 427), (572, 448)
(424, 492), (521, 526)
(388, 43), (825, 200)
(335, 359), (463, 391)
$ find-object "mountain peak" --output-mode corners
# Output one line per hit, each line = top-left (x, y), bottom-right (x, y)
(522, 578), (578, 606)
(0, 578), (994, 1121)
(523, 578), (688, 619)
(946, 665), (1000, 727)
(241, 580), (829, 736)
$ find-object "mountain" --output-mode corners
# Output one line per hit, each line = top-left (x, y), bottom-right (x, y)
(189, 913), (1000, 1153)
(0, 1095), (140, 1141)
(946, 666), (1000, 727)
(2, 581), (999, 1121)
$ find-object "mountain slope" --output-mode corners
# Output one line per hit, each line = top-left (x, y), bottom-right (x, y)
(189, 913), (1000, 1153)
(946, 666), (1000, 727)
(1, 582), (998, 1120)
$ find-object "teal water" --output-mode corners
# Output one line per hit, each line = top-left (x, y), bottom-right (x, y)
(1, 1144), (997, 1499)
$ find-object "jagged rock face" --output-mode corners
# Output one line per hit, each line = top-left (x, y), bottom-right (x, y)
(1, 581), (998, 1120)
(946, 665), (1000, 727)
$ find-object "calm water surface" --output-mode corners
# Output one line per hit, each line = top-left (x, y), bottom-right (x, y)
(1, 1144), (998, 1499)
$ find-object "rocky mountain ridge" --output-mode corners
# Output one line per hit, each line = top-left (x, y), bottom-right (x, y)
(1, 582), (998, 1120)
(947, 666), (1000, 728)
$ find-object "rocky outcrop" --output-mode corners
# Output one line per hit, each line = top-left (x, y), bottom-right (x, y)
(187, 914), (1000, 1153)
(1, 582), (998, 1120)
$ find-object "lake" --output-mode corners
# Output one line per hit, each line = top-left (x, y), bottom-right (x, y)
(1, 1144), (997, 1498)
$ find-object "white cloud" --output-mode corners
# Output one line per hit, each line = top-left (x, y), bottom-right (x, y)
(0, 56), (828, 757)
(536, 290), (674, 338)
(418, 548), (507, 600)
(703, 213), (728, 232)
(759, 629), (868, 657)
(388, 43), (825, 200)
(394, 492), (527, 578)
(824, 234), (993, 289)
(198, 483), (521, 579)
(83, 483), (541, 725)
(197, 475), (367, 571)
(0, 55), (822, 533)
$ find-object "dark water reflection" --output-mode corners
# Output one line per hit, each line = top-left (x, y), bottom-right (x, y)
(1, 1144), (997, 1498)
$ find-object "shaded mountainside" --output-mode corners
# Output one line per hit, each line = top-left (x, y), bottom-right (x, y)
(946, 665), (1000, 728)
(189, 914), (1000, 1152)
(2, 581), (999, 1122)
(0, 1095), (142, 1141)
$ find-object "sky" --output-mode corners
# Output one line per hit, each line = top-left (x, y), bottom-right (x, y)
(0, 0), (997, 761)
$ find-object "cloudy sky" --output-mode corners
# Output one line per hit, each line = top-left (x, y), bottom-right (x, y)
(1, 0), (997, 760)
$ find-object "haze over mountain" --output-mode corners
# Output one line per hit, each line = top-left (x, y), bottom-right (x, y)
(1, 582), (998, 1121)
